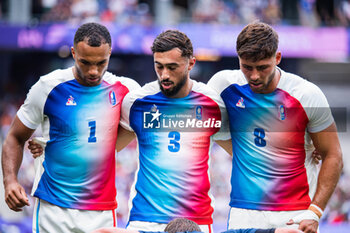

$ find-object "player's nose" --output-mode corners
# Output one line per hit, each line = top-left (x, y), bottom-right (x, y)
(88, 65), (98, 77)
(250, 69), (259, 81)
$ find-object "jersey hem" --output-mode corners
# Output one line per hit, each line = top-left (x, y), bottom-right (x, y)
(229, 200), (310, 211)
(34, 193), (118, 210)
(129, 215), (213, 225)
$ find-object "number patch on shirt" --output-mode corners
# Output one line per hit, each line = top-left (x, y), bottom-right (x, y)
(168, 131), (180, 152)
(254, 128), (266, 147)
(88, 120), (97, 143)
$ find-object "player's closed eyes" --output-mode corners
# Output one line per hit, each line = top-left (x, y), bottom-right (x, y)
(257, 66), (269, 71)
(242, 65), (268, 72)
(81, 60), (90, 65)
(156, 66), (176, 71)
(97, 60), (107, 66)
(242, 65), (253, 71)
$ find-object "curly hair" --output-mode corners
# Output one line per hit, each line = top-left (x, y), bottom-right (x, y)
(74, 22), (111, 47)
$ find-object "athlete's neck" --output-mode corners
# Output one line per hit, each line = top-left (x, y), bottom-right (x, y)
(264, 67), (281, 94)
(172, 78), (193, 99)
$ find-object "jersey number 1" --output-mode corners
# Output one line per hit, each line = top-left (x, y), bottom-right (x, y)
(88, 120), (97, 143)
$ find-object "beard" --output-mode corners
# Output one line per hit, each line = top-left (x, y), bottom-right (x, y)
(158, 73), (188, 97)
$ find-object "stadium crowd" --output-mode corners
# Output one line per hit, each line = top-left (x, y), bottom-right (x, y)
(2, 0), (350, 27)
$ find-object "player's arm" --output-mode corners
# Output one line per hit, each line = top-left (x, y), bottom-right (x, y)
(2, 115), (35, 211)
(310, 122), (342, 209)
(288, 122), (343, 232)
(215, 139), (233, 156)
(116, 126), (136, 152)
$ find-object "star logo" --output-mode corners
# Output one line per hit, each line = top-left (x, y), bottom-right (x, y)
(150, 109), (162, 122)
(144, 105), (162, 129)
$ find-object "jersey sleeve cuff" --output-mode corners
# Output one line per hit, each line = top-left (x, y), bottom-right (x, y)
(17, 111), (39, 129)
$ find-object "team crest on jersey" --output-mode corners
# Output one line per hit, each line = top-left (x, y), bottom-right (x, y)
(109, 91), (117, 106)
(66, 95), (77, 106)
(143, 104), (162, 128)
(236, 97), (245, 108)
(279, 105), (286, 120)
(195, 106), (203, 120)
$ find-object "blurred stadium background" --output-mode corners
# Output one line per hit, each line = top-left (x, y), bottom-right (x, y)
(0, 0), (349, 232)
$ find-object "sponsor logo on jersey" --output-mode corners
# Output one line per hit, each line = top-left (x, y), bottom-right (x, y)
(66, 95), (77, 106)
(279, 105), (286, 120)
(143, 104), (162, 128)
(143, 105), (221, 130)
(236, 97), (245, 108)
(109, 91), (117, 106)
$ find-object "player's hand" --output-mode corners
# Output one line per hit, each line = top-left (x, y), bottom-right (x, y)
(311, 150), (322, 164)
(297, 219), (318, 233)
(4, 180), (30, 212)
(287, 209), (319, 233)
(28, 139), (44, 158)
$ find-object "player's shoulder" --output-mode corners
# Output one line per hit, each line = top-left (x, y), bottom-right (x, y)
(103, 72), (141, 90)
(35, 67), (75, 91)
(207, 69), (245, 94)
(40, 67), (74, 82)
(192, 80), (222, 100)
(278, 69), (325, 100)
(123, 80), (160, 103)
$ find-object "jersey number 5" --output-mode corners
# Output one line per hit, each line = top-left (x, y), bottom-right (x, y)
(254, 128), (266, 147)
(168, 131), (180, 152)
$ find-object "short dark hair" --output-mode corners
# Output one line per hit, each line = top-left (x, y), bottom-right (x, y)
(236, 21), (278, 62)
(74, 22), (112, 47)
(164, 218), (201, 233)
(151, 30), (193, 58)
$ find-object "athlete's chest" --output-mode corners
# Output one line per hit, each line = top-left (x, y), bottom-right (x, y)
(222, 84), (309, 133)
(130, 93), (221, 134)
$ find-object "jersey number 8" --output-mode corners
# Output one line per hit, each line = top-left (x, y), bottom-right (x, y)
(254, 128), (266, 147)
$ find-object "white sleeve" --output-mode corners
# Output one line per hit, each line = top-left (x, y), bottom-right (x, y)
(303, 83), (334, 133)
(211, 93), (231, 141)
(120, 92), (135, 132)
(120, 77), (141, 92)
(213, 106), (231, 141)
(17, 78), (47, 129)
(207, 69), (242, 95)
(207, 71), (233, 141)
(202, 84), (231, 141)
(118, 77), (140, 131)
(207, 70), (228, 95)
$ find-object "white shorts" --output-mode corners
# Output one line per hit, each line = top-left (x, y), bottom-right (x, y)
(127, 220), (212, 233)
(228, 207), (320, 231)
(33, 199), (117, 233)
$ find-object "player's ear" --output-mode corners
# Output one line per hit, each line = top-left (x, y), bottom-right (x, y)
(275, 51), (282, 65)
(71, 46), (76, 59)
(188, 56), (196, 71)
